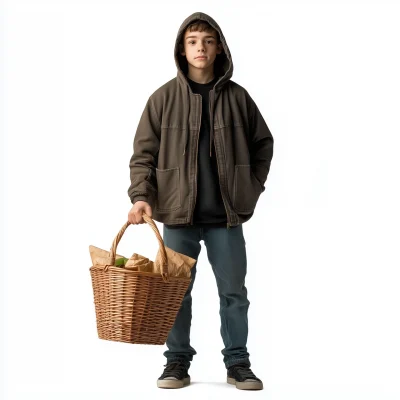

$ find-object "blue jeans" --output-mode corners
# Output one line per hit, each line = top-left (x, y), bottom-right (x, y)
(162, 223), (251, 369)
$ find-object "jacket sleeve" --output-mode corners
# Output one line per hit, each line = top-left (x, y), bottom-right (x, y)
(246, 90), (274, 192)
(127, 95), (160, 209)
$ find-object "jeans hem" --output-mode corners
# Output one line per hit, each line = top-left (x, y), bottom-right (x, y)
(225, 358), (251, 369)
(166, 357), (191, 368)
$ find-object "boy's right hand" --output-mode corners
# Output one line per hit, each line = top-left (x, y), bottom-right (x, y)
(128, 201), (153, 225)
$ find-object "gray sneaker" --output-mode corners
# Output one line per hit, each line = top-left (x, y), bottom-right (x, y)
(157, 360), (191, 389)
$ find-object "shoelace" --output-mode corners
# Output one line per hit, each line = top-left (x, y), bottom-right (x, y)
(230, 363), (259, 381)
(161, 361), (188, 379)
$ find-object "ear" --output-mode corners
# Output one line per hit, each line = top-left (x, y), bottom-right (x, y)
(217, 42), (223, 54)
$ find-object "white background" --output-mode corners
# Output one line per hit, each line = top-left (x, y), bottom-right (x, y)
(2, 0), (400, 399)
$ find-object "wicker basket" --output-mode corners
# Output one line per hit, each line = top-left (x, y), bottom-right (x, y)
(89, 212), (192, 345)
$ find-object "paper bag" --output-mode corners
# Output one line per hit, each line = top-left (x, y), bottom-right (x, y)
(89, 245), (126, 266)
(154, 246), (197, 278)
(125, 253), (154, 272)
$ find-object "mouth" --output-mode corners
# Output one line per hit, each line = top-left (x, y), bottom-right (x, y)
(196, 56), (207, 59)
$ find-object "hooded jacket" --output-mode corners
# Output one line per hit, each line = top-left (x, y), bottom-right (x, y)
(127, 12), (274, 228)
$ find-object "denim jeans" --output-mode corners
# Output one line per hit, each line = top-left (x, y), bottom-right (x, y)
(162, 223), (251, 370)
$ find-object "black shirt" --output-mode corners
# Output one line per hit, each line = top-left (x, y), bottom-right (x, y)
(165, 75), (227, 229)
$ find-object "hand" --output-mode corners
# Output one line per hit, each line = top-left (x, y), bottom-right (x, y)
(128, 201), (153, 224)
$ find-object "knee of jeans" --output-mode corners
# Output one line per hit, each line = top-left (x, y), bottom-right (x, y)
(218, 282), (248, 299)
(221, 272), (245, 287)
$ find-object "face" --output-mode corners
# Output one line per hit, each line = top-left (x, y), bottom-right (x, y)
(180, 28), (223, 71)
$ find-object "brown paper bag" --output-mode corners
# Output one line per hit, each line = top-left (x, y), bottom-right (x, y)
(154, 246), (197, 278)
(125, 253), (154, 272)
(89, 245), (126, 266)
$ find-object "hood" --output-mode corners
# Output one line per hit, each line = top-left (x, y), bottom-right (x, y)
(174, 12), (234, 91)
(174, 12), (234, 157)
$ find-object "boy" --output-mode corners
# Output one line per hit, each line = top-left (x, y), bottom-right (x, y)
(127, 12), (273, 390)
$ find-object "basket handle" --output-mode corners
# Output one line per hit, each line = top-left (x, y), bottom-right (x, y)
(108, 212), (169, 282)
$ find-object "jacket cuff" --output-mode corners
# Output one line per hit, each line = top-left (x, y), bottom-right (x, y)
(131, 194), (156, 210)
(132, 195), (148, 204)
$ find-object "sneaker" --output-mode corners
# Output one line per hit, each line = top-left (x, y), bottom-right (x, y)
(227, 362), (263, 390)
(157, 360), (191, 389)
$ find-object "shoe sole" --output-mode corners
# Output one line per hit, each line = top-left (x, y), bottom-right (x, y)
(157, 376), (190, 389)
(227, 376), (263, 390)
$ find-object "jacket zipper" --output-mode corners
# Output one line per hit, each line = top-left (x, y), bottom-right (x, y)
(213, 135), (231, 229)
(190, 94), (202, 226)
(210, 90), (231, 229)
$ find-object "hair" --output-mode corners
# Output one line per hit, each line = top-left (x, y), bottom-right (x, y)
(180, 20), (221, 47)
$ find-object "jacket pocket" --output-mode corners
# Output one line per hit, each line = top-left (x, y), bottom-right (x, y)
(155, 167), (181, 211)
(232, 165), (263, 213)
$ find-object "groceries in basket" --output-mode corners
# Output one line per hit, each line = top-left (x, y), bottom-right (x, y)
(89, 244), (195, 278)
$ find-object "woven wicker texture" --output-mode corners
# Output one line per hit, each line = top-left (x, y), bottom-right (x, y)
(89, 212), (192, 345)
